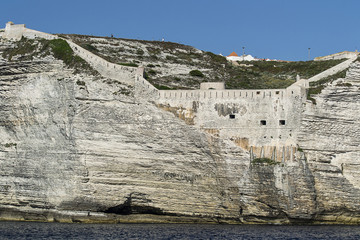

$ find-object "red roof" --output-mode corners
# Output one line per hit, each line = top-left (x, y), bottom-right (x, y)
(228, 52), (238, 57)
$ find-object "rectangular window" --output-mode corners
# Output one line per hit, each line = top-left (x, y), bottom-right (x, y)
(229, 114), (235, 119)
(260, 120), (266, 125)
(279, 120), (286, 125)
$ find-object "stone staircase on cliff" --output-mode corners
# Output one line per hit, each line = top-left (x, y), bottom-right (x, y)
(307, 56), (358, 84)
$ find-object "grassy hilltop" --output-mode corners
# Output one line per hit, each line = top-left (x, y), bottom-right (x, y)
(3, 34), (344, 90)
(60, 34), (344, 90)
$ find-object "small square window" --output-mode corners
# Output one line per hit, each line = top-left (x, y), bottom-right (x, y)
(276, 91), (280, 94)
(279, 120), (286, 125)
(229, 114), (235, 119)
(260, 120), (266, 125)
(256, 91), (261, 95)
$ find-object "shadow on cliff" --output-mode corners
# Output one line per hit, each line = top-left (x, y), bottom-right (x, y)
(104, 192), (172, 216)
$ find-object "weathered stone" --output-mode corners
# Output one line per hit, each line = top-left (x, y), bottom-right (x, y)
(0, 26), (360, 224)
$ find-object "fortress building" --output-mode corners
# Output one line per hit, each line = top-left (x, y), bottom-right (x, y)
(1, 22), (357, 162)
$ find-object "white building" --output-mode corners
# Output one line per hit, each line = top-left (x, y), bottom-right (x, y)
(226, 51), (256, 61)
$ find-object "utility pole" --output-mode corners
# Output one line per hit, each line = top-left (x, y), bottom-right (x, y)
(308, 48), (311, 61)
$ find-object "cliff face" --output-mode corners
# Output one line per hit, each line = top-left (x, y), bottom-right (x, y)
(298, 61), (360, 223)
(0, 38), (359, 224)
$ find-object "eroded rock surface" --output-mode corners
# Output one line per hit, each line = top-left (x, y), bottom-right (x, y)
(0, 39), (359, 224)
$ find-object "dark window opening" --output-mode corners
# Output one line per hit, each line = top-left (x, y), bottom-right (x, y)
(260, 120), (267, 125)
(256, 91), (260, 95)
(279, 120), (286, 125)
(276, 91), (280, 94)
(229, 114), (236, 119)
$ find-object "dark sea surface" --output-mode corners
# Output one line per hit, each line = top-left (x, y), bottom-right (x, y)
(0, 221), (359, 239)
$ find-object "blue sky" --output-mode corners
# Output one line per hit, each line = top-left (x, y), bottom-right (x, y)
(1, 0), (359, 61)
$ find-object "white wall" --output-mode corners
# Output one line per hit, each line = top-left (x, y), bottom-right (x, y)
(308, 56), (357, 83)
(65, 39), (136, 86)
(2, 23), (25, 40)
(200, 82), (225, 90)
(315, 51), (358, 61)
(155, 84), (307, 161)
(23, 29), (58, 40)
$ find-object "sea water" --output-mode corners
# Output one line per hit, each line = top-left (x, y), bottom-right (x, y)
(0, 222), (359, 239)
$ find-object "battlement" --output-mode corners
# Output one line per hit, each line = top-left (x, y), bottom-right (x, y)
(158, 88), (289, 100)
(0, 22), (350, 162)
(314, 51), (359, 61)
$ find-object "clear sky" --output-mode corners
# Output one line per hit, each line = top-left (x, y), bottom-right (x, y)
(1, 0), (360, 61)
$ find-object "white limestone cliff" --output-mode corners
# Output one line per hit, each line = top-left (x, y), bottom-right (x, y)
(0, 24), (359, 224)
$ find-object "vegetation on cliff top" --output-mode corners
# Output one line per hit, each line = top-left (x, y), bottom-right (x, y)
(1, 34), (346, 90)
(62, 34), (345, 90)
(1, 37), (98, 75)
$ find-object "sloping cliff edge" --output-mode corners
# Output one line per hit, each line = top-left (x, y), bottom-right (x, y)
(0, 37), (360, 224)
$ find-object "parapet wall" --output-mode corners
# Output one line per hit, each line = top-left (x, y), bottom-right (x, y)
(200, 82), (225, 90)
(23, 29), (58, 40)
(65, 39), (136, 86)
(0, 22), (137, 86)
(158, 88), (287, 101)
(308, 56), (357, 83)
(315, 51), (359, 61)
(155, 83), (307, 161)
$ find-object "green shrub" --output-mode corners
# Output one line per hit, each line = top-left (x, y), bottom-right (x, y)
(82, 43), (98, 52)
(153, 84), (174, 90)
(76, 80), (86, 86)
(252, 158), (278, 165)
(189, 70), (204, 77)
(336, 82), (352, 87)
(4, 143), (17, 148)
(49, 39), (74, 65)
(147, 69), (156, 75)
(136, 49), (144, 55)
(2, 38), (37, 61)
(118, 62), (138, 67)
(205, 52), (227, 64)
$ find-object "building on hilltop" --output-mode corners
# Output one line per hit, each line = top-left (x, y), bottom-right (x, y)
(2, 21), (26, 41)
(0, 21), (56, 41)
(226, 51), (256, 62)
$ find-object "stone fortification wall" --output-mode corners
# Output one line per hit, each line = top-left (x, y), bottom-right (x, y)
(308, 56), (357, 83)
(134, 67), (159, 101)
(1, 22), (57, 40)
(200, 82), (225, 90)
(65, 39), (136, 86)
(156, 84), (307, 161)
(2, 23), (25, 40)
(314, 51), (359, 61)
(0, 22), (137, 86)
(23, 29), (58, 40)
